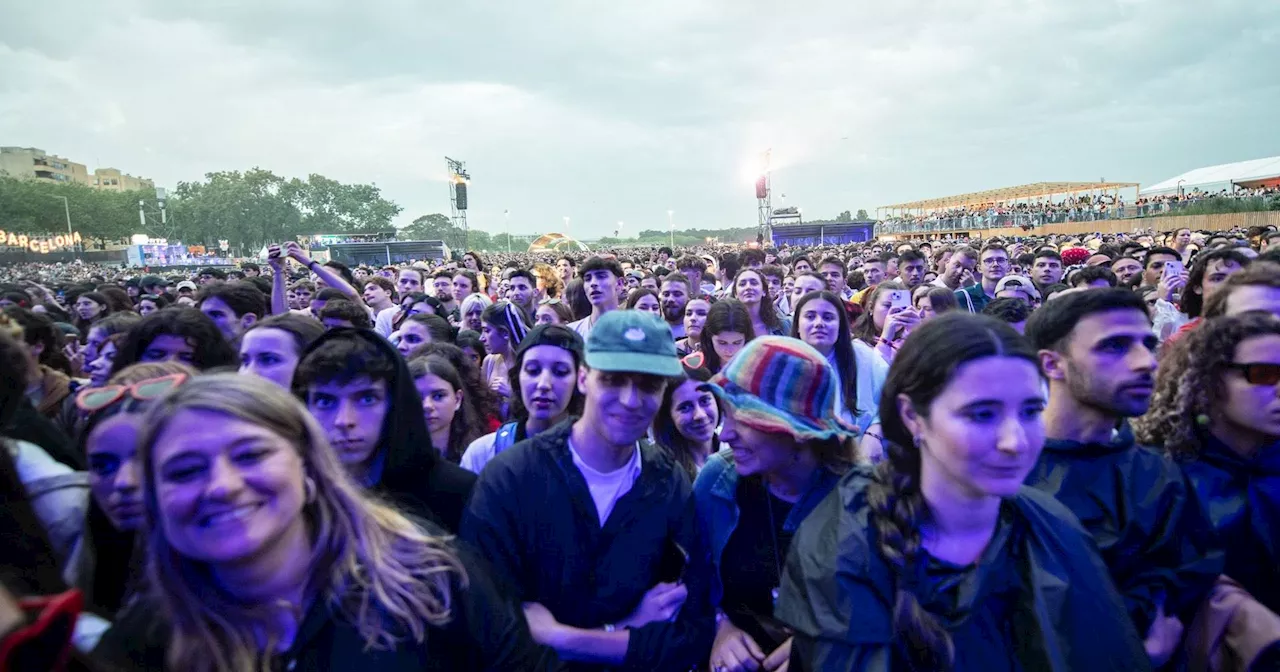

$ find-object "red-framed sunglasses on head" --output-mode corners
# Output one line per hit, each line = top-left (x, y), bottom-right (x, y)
(75, 373), (188, 413)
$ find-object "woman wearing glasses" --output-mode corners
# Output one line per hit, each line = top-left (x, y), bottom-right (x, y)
(1136, 312), (1280, 616)
(93, 374), (558, 671)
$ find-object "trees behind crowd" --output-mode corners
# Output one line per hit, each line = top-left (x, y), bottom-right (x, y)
(0, 169), (402, 251)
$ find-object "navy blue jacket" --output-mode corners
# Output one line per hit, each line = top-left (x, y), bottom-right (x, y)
(1181, 433), (1280, 614)
(460, 419), (715, 671)
(1025, 425), (1223, 630)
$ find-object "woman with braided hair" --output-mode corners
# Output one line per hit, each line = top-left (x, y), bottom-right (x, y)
(777, 312), (1149, 671)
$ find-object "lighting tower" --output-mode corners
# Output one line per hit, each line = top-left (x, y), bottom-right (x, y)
(755, 149), (772, 242)
(446, 157), (470, 248)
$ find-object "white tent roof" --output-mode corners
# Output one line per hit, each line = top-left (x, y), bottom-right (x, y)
(1141, 155), (1280, 195)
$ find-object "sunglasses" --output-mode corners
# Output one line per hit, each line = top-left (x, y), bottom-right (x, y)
(1227, 363), (1280, 386)
(75, 373), (188, 412)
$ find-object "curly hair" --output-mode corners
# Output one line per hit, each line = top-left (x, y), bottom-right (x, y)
(1134, 312), (1280, 460)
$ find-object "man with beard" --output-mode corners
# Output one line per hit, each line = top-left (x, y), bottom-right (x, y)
(431, 269), (460, 318)
(1023, 289), (1222, 670)
(658, 272), (690, 339)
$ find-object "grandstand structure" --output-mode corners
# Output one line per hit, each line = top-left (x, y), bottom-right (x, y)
(876, 181), (1141, 238)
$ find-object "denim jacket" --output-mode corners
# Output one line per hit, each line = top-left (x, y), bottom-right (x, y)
(692, 448), (843, 607)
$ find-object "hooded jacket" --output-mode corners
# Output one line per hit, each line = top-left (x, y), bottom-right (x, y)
(1025, 423), (1223, 631)
(299, 329), (476, 533)
(778, 467), (1151, 672)
(1181, 432), (1280, 615)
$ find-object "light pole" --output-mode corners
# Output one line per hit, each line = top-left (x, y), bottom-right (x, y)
(504, 209), (511, 254)
(50, 195), (74, 255)
(615, 221), (623, 240)
(667, 210), (674, 248)
(563, 216), (570, 237)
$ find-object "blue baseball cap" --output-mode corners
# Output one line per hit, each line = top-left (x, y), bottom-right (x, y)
(585, 310), (681, 377)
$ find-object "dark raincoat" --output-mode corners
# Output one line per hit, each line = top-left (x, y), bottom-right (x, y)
(1025, 425), (1223, 630)
(778, 467), (1151, 672)
(1181, 433), (1280, 615)
(299, 329), (476, 533)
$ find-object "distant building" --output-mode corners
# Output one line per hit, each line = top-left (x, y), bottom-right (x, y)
(92, 167), (154, 191)
(0, 146), (89, 184)
(0, 146), (155, 191)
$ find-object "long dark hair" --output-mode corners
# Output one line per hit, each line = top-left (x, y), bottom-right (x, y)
(868, 312), (1040, 670)
(652, 364), (719, 478)
(699, 298), (755, 373)
(791, 290), (858, 418)
(407, 355), (484, 463)
(731, 268), (782, 334)
(406, 342), (500, 426)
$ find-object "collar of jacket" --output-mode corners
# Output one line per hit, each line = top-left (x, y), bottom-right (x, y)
(1198, 429), (1280, 477)
(1042, 420), (1141, 456)
(34, 365), (72, 415)
(705, 448), (841, 532)
(532, 419), (674, 500)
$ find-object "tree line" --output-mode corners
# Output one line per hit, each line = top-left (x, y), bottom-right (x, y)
(0, 169), (402, 251)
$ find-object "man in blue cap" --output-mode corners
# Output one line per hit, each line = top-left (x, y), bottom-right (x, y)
(462, 310), (714, 671)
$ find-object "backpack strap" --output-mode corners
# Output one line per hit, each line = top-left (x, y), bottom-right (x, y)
(492, 422), (521, 455)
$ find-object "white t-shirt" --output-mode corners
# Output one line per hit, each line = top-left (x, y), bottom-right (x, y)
(569, 438), (642, 527)
(374, 306), (399, 336)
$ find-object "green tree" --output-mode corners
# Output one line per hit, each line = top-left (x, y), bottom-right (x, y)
(856, 209), (869, 220)
(399, 213), (456, 242)
(836, 210), (852, 222)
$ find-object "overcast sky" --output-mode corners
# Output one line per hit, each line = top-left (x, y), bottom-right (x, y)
(2, 1), (1277, 237)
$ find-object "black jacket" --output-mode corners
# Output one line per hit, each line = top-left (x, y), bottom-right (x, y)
(299, 329), (476, 533)
(1181, 433), (1280, 614)
(1025, 425), (1223, 630)
(460, 419), (715, 671)
(92, 543), (560, 671)
(778, 467), (1151, 672)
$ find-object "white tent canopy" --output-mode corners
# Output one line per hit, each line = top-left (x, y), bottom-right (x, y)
(1141, 155), (1280, 196)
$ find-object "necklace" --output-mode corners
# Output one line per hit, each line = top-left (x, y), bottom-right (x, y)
(764, 480), (787, 609)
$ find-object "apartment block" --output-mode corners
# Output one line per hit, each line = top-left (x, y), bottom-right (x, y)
(0, 146), (155, 191)
(92, 167), (154, 191)
(0, 146), (89, 184)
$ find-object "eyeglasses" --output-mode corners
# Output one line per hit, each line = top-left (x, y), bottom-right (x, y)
(76, 373), (188, 412)
(1227, 363), (1280, 386)
(982, 258), (1010, 266)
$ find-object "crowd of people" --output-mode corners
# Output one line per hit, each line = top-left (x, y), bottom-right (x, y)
(1, 222), (1280, 671)
(881, 185), (1280, 234)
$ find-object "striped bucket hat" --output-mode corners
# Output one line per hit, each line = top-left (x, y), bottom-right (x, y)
(707, 336), (857, 442)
